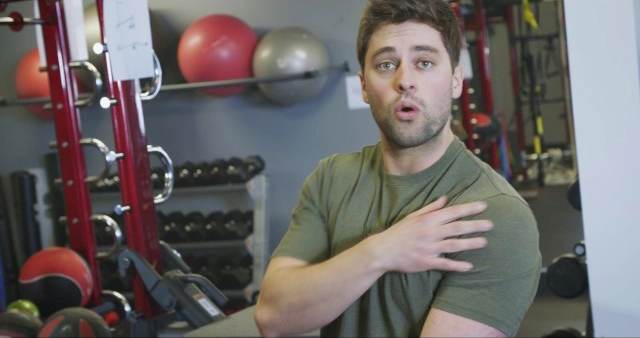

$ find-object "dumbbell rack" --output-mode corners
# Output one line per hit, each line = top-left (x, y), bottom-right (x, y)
(0, 0), (166, 320)
(93, 173), (269, 307)
(165, 173), (269, 304)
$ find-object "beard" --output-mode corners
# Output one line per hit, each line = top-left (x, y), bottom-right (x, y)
(372, 97), (452, 149)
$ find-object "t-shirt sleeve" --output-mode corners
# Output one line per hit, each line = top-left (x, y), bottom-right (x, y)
(431, 194), (542, 336)
(271, 160), (331, 264)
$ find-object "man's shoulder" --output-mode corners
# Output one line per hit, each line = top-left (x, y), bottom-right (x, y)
(318, 142), (380, 171)
(452, 147), (528, 206)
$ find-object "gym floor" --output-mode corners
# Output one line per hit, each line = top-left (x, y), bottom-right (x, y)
(515, 183), (590, 337)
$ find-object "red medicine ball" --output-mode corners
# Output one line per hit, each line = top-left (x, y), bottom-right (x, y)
(15, 48), (89, 119)
(177, 14), (258, 97)
(15, 48), (53, 119)
(19, 247), (94, 318)
(38, 307), (111, 338)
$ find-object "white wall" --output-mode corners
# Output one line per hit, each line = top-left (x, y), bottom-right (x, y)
(564, 0), (640, 335)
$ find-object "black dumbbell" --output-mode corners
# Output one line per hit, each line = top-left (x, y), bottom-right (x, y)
(546, 252), (588, 299)
(226, 157), (250, 184)
(105, 173), (120, 192)
(191, 162), (212, 186)
(223, 209), (251, 240)
(203, 211), (229, 241)
(567, 179), (581, 211)
(244, 155), (265, 178)
(150, 166), (165, 190)
(91, 176), (104, 192)
(217, 254), (252, 289)
(160, 211), (189, 243)
(183, 211), (206, 242)
(99, 174), (113, 192)
(208, 159), (229, 185)
(197, 255), (223, 287)
(227, 249), (253, 268)
(95, 222), (113, 246)
(175, 161), (197, 187)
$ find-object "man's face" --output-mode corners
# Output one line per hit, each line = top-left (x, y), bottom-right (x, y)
(359, 21), (463, 149)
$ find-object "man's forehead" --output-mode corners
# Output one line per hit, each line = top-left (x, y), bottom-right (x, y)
(369, 22), (443, 46)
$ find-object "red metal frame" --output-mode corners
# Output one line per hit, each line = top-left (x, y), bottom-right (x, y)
(37, 0), (102, 306)
(452, 0), (501, 170)
(450, 1), (477, 153)
(95, 0), (163, 319)
(505, 5), (529, 180)
(471, 0), (500, 170)
(9, 0), (163, 319)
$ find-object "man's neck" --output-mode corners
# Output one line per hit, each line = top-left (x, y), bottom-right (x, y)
(381, 130), (455, 176)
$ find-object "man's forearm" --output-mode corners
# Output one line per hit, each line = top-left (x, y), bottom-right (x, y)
(254, 235), (385, 337)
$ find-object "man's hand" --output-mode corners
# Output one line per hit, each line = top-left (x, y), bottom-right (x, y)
(371, 195), (493, 273)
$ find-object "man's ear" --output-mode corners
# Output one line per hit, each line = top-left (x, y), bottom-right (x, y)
(359, 71), (369, 103)
(452, 64), (464, 99)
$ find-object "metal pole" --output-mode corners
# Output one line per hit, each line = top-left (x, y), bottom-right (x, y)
(474, 0), (501, 171)
(95, 0), (163, 320)
(38, 0), (102, 306)
(506, 4), (529, 180)
(451, 1), (478, 153)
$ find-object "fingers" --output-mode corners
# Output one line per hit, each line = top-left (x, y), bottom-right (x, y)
(416, 195), (448, 215)
(426, 237), (488, 272)
(436, 236), (489, 254)
(428, 257), (474, 272)
(438, 219), (493, 239)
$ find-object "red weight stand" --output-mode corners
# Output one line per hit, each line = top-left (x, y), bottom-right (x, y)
(451, 1), (477, 154)
(505, 4), (529, 180)
(6, 0), (165, 320)
(95, 0), (163, 319)
(37, 0), (102, 306)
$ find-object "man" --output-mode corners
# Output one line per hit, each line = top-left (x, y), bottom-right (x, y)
(254, 0), (541, 336)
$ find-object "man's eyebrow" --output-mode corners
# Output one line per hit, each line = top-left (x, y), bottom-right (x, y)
(414, 45), (441, 54)
(370, 45), (442, 60)
(370, 46), (396, 60)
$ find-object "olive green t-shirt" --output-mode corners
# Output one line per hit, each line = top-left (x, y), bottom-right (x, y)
(273, 138), (541, 337)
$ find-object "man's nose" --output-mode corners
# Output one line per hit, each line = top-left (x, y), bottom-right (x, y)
(395, 64), (417, 92)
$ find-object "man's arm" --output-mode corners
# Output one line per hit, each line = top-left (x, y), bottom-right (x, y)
(254, 196), (493, 337)
(254, 247), (386, 337)
(421, 308), (507, 337)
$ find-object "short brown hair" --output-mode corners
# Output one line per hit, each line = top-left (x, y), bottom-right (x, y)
(356, 0), (462, 71)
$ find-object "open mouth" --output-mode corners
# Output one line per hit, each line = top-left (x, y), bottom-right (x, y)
(394, 101), (419, 120)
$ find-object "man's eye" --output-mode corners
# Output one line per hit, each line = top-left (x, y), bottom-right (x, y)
(377, 62), (395, 70)
(418, 61), (433, 69)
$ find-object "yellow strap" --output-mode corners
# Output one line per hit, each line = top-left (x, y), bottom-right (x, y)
(536, 116), (544, 134)
(534, 136), (542, 154)
(523, 0), (541, 34)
